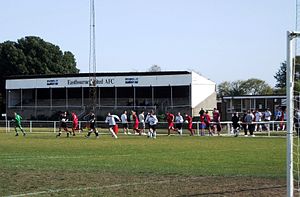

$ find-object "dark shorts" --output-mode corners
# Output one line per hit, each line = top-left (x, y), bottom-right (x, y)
(122, 123), (128, 128)
(205, 122), (210, 128)
(175, 123), (183, 130)
(139, 122), (145, 129)
(60, 122), (67, 128)
(15, 123), (22, 128)
(90, 123), (96, 130)
(149, 124), (157, 131)
(232, 123), (239, 129)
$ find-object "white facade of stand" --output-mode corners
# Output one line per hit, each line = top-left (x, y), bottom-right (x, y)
(6, 71), (216, 110)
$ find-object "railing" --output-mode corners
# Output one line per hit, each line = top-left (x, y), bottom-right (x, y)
(0, 120), (290, 137)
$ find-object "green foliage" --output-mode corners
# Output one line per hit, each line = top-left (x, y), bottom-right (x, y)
(0, 36), (79, 78)
(0, 36), (79, 113)
(218, 78), (273, 97)
(274, 57), (300, 92)
(148, 64), (161, 72)
(274, 62), (286, 89)
(241, 78), (273, 95)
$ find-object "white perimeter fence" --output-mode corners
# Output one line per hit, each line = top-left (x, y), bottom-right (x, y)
(0, 120), (291, 137)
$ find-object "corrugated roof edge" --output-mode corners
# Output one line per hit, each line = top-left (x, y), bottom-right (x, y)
(6, 71), (191, 80)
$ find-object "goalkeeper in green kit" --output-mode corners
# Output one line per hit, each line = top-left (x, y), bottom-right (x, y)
(14, 112), (26, 136)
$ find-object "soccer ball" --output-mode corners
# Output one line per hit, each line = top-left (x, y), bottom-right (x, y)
(184, 120), (188, 123)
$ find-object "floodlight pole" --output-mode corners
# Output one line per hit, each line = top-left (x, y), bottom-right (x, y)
(89, 0), (97, 112)
(287, 31), (300, 197)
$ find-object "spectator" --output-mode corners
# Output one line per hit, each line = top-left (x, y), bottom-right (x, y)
(241, 111), (248, 134)
(244, 110), (255, 137)
(295, 109), (300, 136)
(231, 112), (240, 137)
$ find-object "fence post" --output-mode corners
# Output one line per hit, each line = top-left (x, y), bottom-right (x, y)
(5, 117), (8, 133)
(272, 121), (275, 132)
(8, 121), (10, 132)
(54, 121), (56, 133)
(30, 121), (32, 133)
(227, 122), (231, 135)
(79, 121), (81, 133)
(196, 122), (200, 136)
(5, 115), (8, 133)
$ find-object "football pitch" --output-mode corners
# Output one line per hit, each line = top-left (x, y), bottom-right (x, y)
(0, 131), (287, 196)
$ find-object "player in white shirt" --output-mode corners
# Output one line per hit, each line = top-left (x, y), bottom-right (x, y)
(105, 112), (120, 139)
(263, 108), (272, 131)
(120, 111), (131, 135)
(145, 110), (158, 139)
(175, 112), (184, 135)
(139, 111), (146, 135)
(254, 110), (262, 132)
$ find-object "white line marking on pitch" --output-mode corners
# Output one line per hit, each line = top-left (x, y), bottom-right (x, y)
(4, 180), (171, 197)
(0, 154), (132, 161)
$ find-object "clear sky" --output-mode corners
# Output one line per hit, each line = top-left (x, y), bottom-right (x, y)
(0, 0), (295, 86)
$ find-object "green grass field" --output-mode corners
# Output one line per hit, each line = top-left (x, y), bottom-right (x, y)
(0, 131), (288, 196)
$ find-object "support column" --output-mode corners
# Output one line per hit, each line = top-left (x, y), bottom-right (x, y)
(81, 87), (84, 108)
(151, 86), (154, 107)
(265, 98), (268, 109)
(50, 88), (52, 110)
(66, 87), (68, 109)
(98, 87), (101, 107)
(115, 86), (117, 109)
(133, 86), (136, 109)
(20, 89), (23, 110)
(189, 84), (191, 107)
(240, 99), (243, 112)
(6, 90), (8, 114)
(35, 89), (37, 118)
(170, 85), (173, 109)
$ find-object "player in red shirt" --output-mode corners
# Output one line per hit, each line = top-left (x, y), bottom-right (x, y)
(131, 111), (141, 135)
(166, 112), (175, 136)
(71, 112), (81, 136)
(212, 108), (221, 135)
(185, 114), (194, 136)
(199, 113), (206, 136)
(204, 111), (213, 136)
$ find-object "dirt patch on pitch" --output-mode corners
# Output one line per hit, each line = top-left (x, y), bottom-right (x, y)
(0, 171), (286, 196)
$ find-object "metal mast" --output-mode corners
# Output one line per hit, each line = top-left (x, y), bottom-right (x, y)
(297, 0), (300, 55)
(89, 0), (97, 112)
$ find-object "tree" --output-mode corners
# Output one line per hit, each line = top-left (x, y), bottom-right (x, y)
(217, 79), (273, 97)
(217, 80), (246, 97)
(240, 78), (273, 95)
(274, 57), (300, 92)
(148, 64), (161, 72)
(274, 62), (286, 89)
(0, 36), (79, 113)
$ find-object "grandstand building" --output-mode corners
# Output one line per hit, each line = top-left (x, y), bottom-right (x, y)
(220, 95), (286, 120)
(5, 71), (216, 119)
